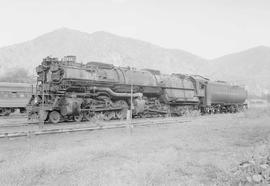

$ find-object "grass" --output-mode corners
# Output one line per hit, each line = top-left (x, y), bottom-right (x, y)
(1, 108), (270, 185)
(242, 106), (270, 119)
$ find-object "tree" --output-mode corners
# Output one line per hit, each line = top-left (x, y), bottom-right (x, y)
(0, 68), (35, 83)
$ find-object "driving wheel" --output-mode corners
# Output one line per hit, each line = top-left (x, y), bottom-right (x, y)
(49, 111), (61, 124)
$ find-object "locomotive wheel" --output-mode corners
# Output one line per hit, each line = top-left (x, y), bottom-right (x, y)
(49, 111), (61, 124)
(28, 112), (38, 120)
(84, 111), (95, 121)
(114, 100), (128, 120)
(39, 110), (49, 121)
(90, 114), (99, 123)
(74, 113), (83, 122)
(104, 111), (115, 121)
(3, 108), (11, 116)
(86, 113), (103, 123)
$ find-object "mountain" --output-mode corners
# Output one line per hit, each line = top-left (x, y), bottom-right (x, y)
(0, 28), (207, 79)
(209, 46), (270, 95)
(0, 27), (269, 96)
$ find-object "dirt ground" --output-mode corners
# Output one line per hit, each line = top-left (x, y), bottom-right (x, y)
(1, 108), (270, 186)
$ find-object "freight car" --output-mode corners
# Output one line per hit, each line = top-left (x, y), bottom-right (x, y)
(0, 82), (34, 116)
(27, 56), (248, 123)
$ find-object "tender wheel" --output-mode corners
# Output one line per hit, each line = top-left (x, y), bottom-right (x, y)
(49, 111), (61, 124)
(74, 113), (83, 122)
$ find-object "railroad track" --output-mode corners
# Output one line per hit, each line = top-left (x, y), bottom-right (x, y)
(0, 117), (192, 138)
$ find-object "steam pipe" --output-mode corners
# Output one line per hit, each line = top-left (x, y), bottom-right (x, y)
(90, 87), (142, 98)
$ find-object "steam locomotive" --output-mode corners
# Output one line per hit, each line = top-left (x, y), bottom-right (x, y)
(27, 56), (248, 123)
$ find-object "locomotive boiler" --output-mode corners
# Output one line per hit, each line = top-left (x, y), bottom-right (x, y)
(27, 56), (200, 123)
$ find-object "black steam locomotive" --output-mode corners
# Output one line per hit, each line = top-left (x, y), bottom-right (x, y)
(27, 56), (247, 123)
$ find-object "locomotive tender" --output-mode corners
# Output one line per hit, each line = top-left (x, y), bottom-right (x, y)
(27, 56), (248, 123)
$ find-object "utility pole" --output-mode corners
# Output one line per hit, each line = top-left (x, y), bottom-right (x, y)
(39, 69), (45, 128)
(130, 78), (133, 130)
(128, 73), (134, 134)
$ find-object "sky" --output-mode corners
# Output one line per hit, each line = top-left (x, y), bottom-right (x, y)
(0, 0), (270, 59)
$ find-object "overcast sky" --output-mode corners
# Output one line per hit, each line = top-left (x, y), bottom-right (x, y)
(0, 0), (270, 59)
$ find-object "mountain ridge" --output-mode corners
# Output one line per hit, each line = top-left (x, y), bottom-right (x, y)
(0, 27), (269, 96)
(208, 45), (270, 95)
(211, 45), (270, 61)
(0, 27), (207, 75)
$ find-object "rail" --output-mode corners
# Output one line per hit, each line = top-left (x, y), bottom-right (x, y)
(0, 117), (192, 138)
